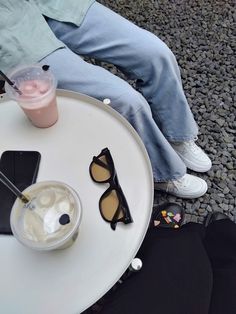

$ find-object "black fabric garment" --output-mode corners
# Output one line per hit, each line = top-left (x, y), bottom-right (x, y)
(95, 220), (236, 314)
(99, 223), (212, 314)
(204, 219), (236, 314)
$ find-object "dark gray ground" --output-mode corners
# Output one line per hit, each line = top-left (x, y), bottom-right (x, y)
(98, 0), (236, 223)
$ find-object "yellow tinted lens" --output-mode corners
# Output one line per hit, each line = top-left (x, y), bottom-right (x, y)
(91, 155), (111, 182)
(100, 189), (124, 221)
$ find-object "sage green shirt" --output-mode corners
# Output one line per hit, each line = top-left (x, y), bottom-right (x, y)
(0, 0), (95, 73)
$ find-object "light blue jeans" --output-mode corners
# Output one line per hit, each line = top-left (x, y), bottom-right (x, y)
(42, 1), (198, 182)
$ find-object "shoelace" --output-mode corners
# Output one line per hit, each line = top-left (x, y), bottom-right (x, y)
(184, 141), (201, 153)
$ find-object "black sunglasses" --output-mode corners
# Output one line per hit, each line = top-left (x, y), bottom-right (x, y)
(89, 148), (133, 230)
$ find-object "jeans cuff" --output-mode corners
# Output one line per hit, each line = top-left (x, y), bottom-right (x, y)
(165, 134), (198, 143)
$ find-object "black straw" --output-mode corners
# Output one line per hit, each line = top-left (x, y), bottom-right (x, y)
(0, 70), (22, 95)
(0, 170), (30, 204)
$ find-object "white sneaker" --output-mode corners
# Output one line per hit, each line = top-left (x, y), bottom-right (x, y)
(154, 174), (208, 199)
(171, 141), (212, 172)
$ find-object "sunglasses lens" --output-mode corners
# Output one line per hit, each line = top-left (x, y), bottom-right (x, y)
(91, 155), (111, 182)
(100, 189), (124, 221)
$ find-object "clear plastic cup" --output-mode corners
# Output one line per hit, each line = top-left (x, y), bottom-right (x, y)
(5, 64), (58, 128)
(10, 181), (82, 251)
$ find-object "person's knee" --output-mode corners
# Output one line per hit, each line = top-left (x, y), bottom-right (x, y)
(110, 88), (151, 119)
(137, 31), (177, 69)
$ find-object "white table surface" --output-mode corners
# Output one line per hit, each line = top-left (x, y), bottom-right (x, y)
(0, 90), (153, 314)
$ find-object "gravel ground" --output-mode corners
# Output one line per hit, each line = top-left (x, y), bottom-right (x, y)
(97, 0), (236, 223)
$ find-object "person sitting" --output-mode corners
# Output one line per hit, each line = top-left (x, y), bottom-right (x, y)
(0, 0), (212, 198)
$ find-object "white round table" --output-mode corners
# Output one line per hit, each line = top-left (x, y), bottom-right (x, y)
(0, 90), (153, 314)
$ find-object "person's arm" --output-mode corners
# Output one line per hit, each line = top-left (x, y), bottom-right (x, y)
(0, 0), (63, 74)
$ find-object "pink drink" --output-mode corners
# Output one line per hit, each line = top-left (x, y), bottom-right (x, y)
(18, 80), (58, 128)
(5, 64), (58, 128)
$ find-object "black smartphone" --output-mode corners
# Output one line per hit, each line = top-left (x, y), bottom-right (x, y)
(0, 150), (41, 234)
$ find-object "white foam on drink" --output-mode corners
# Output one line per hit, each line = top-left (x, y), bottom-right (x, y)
(19, 185), (76, 244)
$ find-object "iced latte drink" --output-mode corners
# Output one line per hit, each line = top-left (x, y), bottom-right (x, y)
(10, 181), (82, 251)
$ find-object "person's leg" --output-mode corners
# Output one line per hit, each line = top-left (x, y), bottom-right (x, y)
(204, 218), (236, 314)
(42, 45), (186, 184)
(46, 1), (197, 142)
(43, 2), (210, 196)
(96, 223), (212, 314)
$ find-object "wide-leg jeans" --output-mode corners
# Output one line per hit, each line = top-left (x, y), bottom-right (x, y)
(43, 1), (198, 182)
